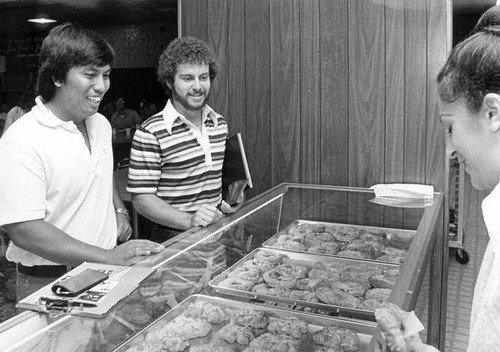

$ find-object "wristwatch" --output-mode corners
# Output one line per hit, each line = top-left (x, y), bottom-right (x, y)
(115, 207), (130, 221)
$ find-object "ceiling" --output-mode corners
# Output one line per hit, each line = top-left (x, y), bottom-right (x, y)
(0, 0), (177, 38)
(0, 0), (496, 38)
(454, 0), (497, 14)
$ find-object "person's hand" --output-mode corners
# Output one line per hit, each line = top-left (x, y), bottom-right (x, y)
(108, 239), (164, 265)
(116, 212), (132, 242)
(2, 106), (25, 135)
(375, 302), (440, 352)
(219, 199), (243, 214)
(190, 203), (222, 228)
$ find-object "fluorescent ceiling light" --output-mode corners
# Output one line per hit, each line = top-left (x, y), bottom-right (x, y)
(28, 18), (57, 24)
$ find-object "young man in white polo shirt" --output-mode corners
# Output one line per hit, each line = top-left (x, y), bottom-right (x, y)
(0, 23), (163, 300)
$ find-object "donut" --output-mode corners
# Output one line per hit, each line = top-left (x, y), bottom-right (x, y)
(308, 268), (337, 282)
(252, 283), (291, 297)
(288, 289), (318, 302)
(303, 231), (335, 247)
(184, 301), (230, 324)
(278, 240), (307, 251)
(336, 249), (372, 260)
(315, 287), (360, 308)
(218, 277), (255, 291)
(253, 250), (285, 265)
(365, 288), (391, 302)
(295, 278), (329, 292)
(267, 316), (309, 339)
(229, 267), (263, 283)
(358, 298), (383, 310)
(330, 280), (366, 297)
(262, 268), (297, 289)
(216, 323), (255, 345)
(313, 326), (360, 352)
(246, 332), (300, 351)
(308, 242), (341, 255)
(275, 263), (308, 279)
(232, 309), (269, 329)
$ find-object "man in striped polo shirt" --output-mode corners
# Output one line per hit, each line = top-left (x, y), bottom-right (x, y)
(127, 37), (238, 243)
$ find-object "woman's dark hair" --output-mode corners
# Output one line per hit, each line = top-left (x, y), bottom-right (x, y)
(437, 27), (500, 113)
(36, 22), (115, 101)
(470, 5), (500, 35)
(157, 36), (218, 94)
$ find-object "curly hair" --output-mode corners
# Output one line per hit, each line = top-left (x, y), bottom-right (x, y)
(157, 37), (218, 93)
(437, 26), (500, 113)
(36, 23), (115, 101)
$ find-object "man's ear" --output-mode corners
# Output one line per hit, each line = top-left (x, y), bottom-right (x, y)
(483, 93), (500, 132)
(165, 80), (172, 91)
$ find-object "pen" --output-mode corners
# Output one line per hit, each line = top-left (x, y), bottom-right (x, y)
(39, 296), (98, 309)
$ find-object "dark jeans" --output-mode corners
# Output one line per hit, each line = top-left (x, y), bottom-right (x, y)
(16, 270), (55, 302)
(150, 222), (183, 244)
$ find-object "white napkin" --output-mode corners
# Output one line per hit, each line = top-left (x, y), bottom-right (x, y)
(370, 183), (434, 199)
(404, 311), (426, 338)
(404, 311), (441, 352)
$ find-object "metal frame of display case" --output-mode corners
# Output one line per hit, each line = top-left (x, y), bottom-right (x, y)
(0, 183), (445, 352)
(448, 158), (470, 264)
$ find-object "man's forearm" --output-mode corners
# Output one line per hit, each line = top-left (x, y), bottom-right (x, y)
(132, 193), (191, 230)
(5, 220), (109, 266)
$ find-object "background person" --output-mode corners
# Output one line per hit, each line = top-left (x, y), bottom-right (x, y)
(127, 36), (240, 243)
(110, 96), (142, 131)
(100, 93), (117, 121)
(0, 23), (163, 301)
(139, 94), (159, 121)
(0, 80), (36, 137)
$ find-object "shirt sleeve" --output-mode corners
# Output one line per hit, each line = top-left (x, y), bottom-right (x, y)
(0, 138), (46, 225)
(126, 126), (162, 194)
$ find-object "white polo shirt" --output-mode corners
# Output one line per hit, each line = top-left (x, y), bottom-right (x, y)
(0, 96), (117, 266)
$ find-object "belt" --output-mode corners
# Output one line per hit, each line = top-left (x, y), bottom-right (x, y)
(17, 264), (69, 278)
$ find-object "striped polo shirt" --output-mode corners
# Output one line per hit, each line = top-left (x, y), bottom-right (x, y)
(127, 100), (228, 212)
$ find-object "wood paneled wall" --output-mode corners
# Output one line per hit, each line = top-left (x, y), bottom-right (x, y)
(180, 0), (450, 198)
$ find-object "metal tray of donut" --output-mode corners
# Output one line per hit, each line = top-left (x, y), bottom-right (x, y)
(114, 293), (384, 352)
(262, 219), (416, 264)
(208, 248), (399, 322)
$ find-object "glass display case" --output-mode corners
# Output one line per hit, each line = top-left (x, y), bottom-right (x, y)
(0, 183), (444, 352)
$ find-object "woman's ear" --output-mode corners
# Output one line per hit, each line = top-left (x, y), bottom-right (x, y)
(483, 93), (500, 132)
(52, 76), (62, 88)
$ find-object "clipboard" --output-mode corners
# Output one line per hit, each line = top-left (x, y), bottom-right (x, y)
(16, 262), (154, 318)
(221, 133), (253, 205)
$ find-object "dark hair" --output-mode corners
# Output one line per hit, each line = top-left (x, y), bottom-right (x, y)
(437, 27), (500, 113)
(36, 23), (115, 101)
(157, 36), (218, 94)
(470, 5), (500, 35)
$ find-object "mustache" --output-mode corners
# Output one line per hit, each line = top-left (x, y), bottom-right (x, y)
(191, 88), (205, 95)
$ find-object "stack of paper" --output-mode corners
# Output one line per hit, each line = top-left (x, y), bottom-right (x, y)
(369, 183), (434, 208)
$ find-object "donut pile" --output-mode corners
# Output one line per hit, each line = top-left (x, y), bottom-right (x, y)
(122, 299), (362, 352)
(269, 222), (413, 263)
(217, 250), (399, 311)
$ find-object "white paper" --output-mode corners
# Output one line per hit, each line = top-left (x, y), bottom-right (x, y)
(404, 311), (426, 338)
(370, 183), (434, 199)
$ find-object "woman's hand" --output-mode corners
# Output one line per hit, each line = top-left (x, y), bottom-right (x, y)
(374, 302), (440, 352)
